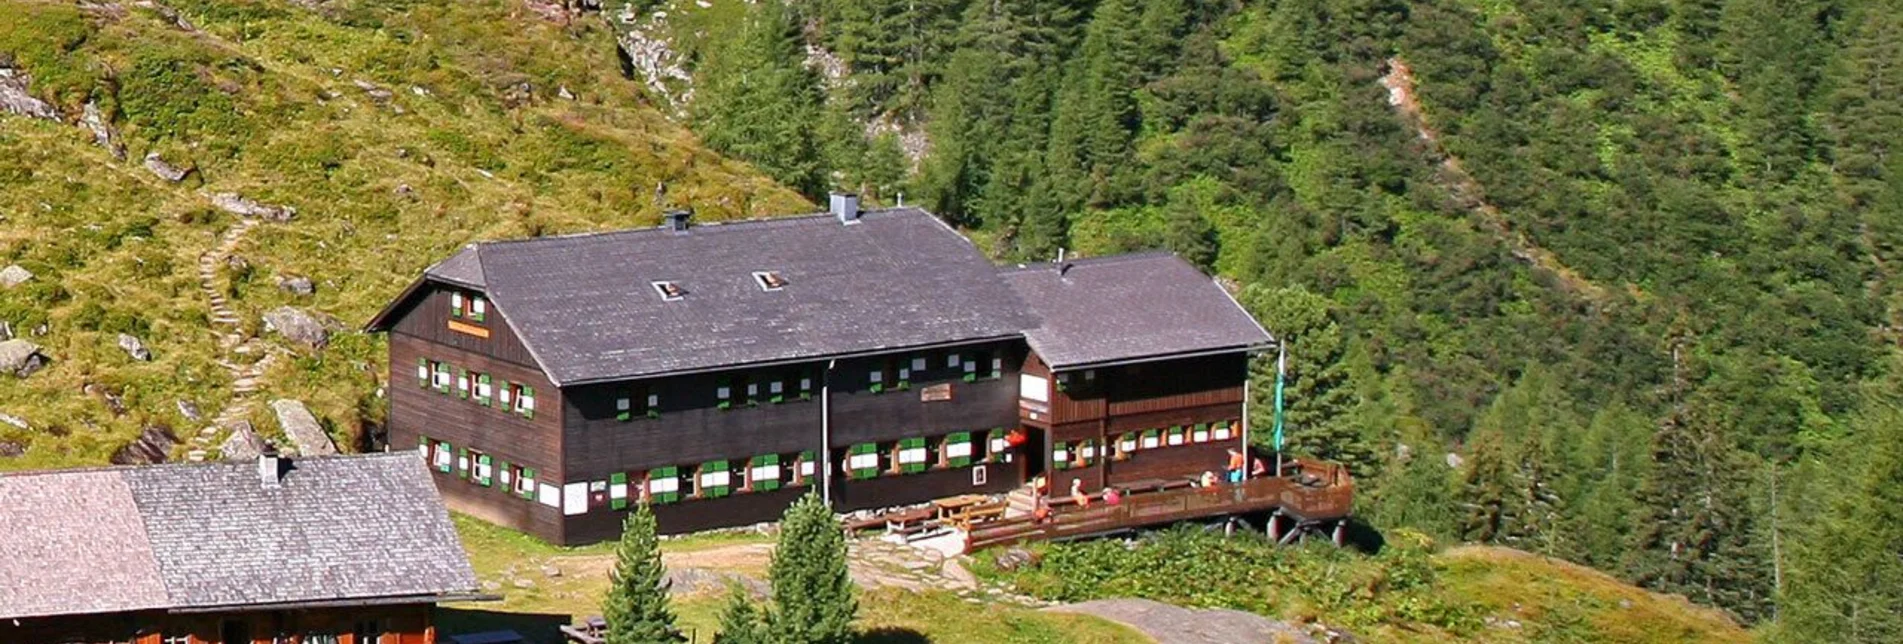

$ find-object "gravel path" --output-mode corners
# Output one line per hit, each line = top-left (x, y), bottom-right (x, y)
(1045, 598), (1317, 644)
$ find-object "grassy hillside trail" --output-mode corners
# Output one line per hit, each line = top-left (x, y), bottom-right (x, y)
(1380, 56), (1625, 307)
(0, 0), (808, 469)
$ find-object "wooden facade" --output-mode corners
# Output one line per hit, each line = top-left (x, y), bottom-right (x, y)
(385, 278), (1260, 545)
(0, 604), (434, 644)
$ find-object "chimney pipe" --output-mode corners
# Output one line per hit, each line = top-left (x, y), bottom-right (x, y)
(829, 193), (860, 224)
(662, 209), (693, 233)
(258, 443), (283, 489)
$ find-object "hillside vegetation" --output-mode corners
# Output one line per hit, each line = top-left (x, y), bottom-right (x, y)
(0, 0), (804, 467)
(637, 0), (1903, 633)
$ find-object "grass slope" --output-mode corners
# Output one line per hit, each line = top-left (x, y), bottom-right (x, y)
(1438, 546), (1748, 643)
(0, 0), (806, 468)
(444, 514), (1151, 644)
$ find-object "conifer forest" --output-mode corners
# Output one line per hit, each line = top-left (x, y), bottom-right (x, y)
(653, 0), (1903, 634)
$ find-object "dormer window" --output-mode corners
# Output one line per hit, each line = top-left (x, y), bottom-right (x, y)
(753, 271), (788, 291)
(652, 281), (685, 301)
(449, 291), (487, 322)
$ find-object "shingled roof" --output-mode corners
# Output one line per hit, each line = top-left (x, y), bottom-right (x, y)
(400, 208), (1034, 386)
(1000, 252), (1273, 370)
(0, 453), (480, 620)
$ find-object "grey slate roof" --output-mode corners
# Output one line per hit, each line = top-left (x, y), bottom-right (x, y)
(431, 208), (1033, 385)
(0, 471), (171, 619)
(0, 453), (479, 620)
(1000, 252), (1274, 370)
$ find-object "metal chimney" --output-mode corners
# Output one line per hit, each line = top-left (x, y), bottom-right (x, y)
(662, 209), (693, 233)
(830, 193), (860, 224)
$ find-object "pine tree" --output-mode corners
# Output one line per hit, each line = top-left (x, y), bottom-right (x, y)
(1043, 0), (1144, 210)
(1569, 401), (1652, 569)
(690, 0), (826, 197)
(821, 0), (963, 116)
(602, 503), (682, 644)
(1369, 424), (1459, 541)
(766, 493), (855, 644)
(713, 584), (770, 644)
(1457, 430), (1513, 544)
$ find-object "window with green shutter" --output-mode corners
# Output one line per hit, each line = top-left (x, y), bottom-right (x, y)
(616, 391), (633, 422)
(1192, 423), (1210, 443)
(1052, 441), (1071, 469)
(434, 362), (451, 393)
(797, 450), (817, 484)
(699, 461), (731, 498)
(436, 441), (453, 473)
(750, 455), (782, 491)
(416, 358), (429, 388)
(1167, 426), (1186, 446)
(517, 385), (536, 419)
(945, 432), (974, 467)
(474, 453), (493, 487)
(469, 296), (487, 322)
(848, 443), (880, 479)
(519, 467), (537, 498)
(650, 466), (681, 504)
(610, 472), (629, 509)
(456, 368), (470, 399)
(475, 374), (493, 406)
(898, 437), (928, 474)
(1141, 429), (1162, 449)
(985, 428), (1009, 462)
(456, 447), (469, 475)
(1117, 432), (1138, 459)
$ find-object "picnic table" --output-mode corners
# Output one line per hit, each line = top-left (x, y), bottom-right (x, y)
(933, 494), (1004, 529)
(560, 616), (608, 644)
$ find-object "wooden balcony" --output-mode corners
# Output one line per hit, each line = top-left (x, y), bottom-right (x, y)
(964, 458), (1354, 552)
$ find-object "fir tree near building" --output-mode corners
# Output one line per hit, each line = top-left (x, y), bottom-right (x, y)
(767, 493), (857, 644)
(603, 502), (682, 644)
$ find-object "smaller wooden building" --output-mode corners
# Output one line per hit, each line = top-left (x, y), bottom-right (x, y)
(0, 452), (486, 644)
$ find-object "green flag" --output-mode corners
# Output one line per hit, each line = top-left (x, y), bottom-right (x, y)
(1272, 343), (1287, 452)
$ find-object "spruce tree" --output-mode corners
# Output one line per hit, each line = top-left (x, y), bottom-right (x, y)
(713, 584), (770, 644)
(1456, 430), (1513, 544)
(602, 503), (681, 644)
(1241, 284), (1373, 475)
(1569, 401), (1652, 569)
(1162, 193), (1217, 270)
(766, 493), (855, 644)
(690, 0), (826, 197)
(1505, 431), (1569, 557)
(1624, 394), (1774, 622)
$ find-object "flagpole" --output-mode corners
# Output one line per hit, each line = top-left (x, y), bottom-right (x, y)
(1273, 341), (1287, 477)
(1241, 365), (1251, 481)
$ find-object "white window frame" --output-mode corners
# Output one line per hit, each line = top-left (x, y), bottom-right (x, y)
(700, 469), (732, 489)
(911, 357), (927, 372)
(848, 452), (879, 470)
(646, 393), (659, 408)
(450, 292), (465, 313)
(717, 385), (731, 399)
(1214, 424), (1233, 440)
(869, 371), (883, 384)
(649, 474), (680, 495)
(515, 386), (535, 414)
(947, 353), (961, 368)
(752, 271), (787, 291)
(473, 454), (493, 481)
(769, 381), (783, 394)
(471, 297), (486, 318)
(514, 467), (534, 496)
(432, 362), (452, 389)
(799, 458), (817, 478)
(651, 280), (684, 301)
(898, 446), (929, 465)
(946, 441), (973, 459)
(475, 377), (493, 401)
(799, 377), (812, 390)
(616, 396), (631, 412)
(747, 383), (759, 397)
(750, 462), (781, 482)
(1019, 374), (1050, 402)
(431, 442), (453, 470)
(1052, 446), (1070, 464)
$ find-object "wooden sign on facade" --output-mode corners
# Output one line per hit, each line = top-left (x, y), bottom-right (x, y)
(920, 383), (953, 402)
(447, 320), (491, 338)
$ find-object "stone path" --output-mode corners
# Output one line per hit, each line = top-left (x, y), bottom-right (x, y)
(1045, 598), (1318, 644)
(185, 217), (279, 462)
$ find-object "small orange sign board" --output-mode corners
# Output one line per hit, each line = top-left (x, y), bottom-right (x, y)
(447, 320), (491, 338)
(920, 383), (953, 402)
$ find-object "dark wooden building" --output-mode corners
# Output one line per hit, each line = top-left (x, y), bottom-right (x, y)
(0, 453), (485, 644)
(368, 197), (1274, 544)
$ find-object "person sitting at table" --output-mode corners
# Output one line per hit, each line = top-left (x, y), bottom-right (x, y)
(1251, 456), (1270, 478)
(1198, 470), (1219, 488)
(1032, 473), (1049, 497)
(1102, 487), (1122, 506)
(1070, 478), (1092, 508)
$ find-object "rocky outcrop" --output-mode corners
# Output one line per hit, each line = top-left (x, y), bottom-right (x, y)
(277, 275), (315, 296)
(352, 78), (394, 103)
(176, 399), (202, 423)
(0, 264), (32, 288)
(81, 101), (125, 159)
(0, 412), (28, 431)
(206, 191), (296, 221)
(270, 399), (337, 456)
(117, 333), (152, 361)
(0, 67), (60, 121)
(110, 425), (179, 465)
(0, 340), (47, 378)
(143, 152), (194, 182)
(218, 420), (264, 460)
(0, 441), (22, 458)
(609, 7), (692, 110)
(262, 306), (339, 348)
